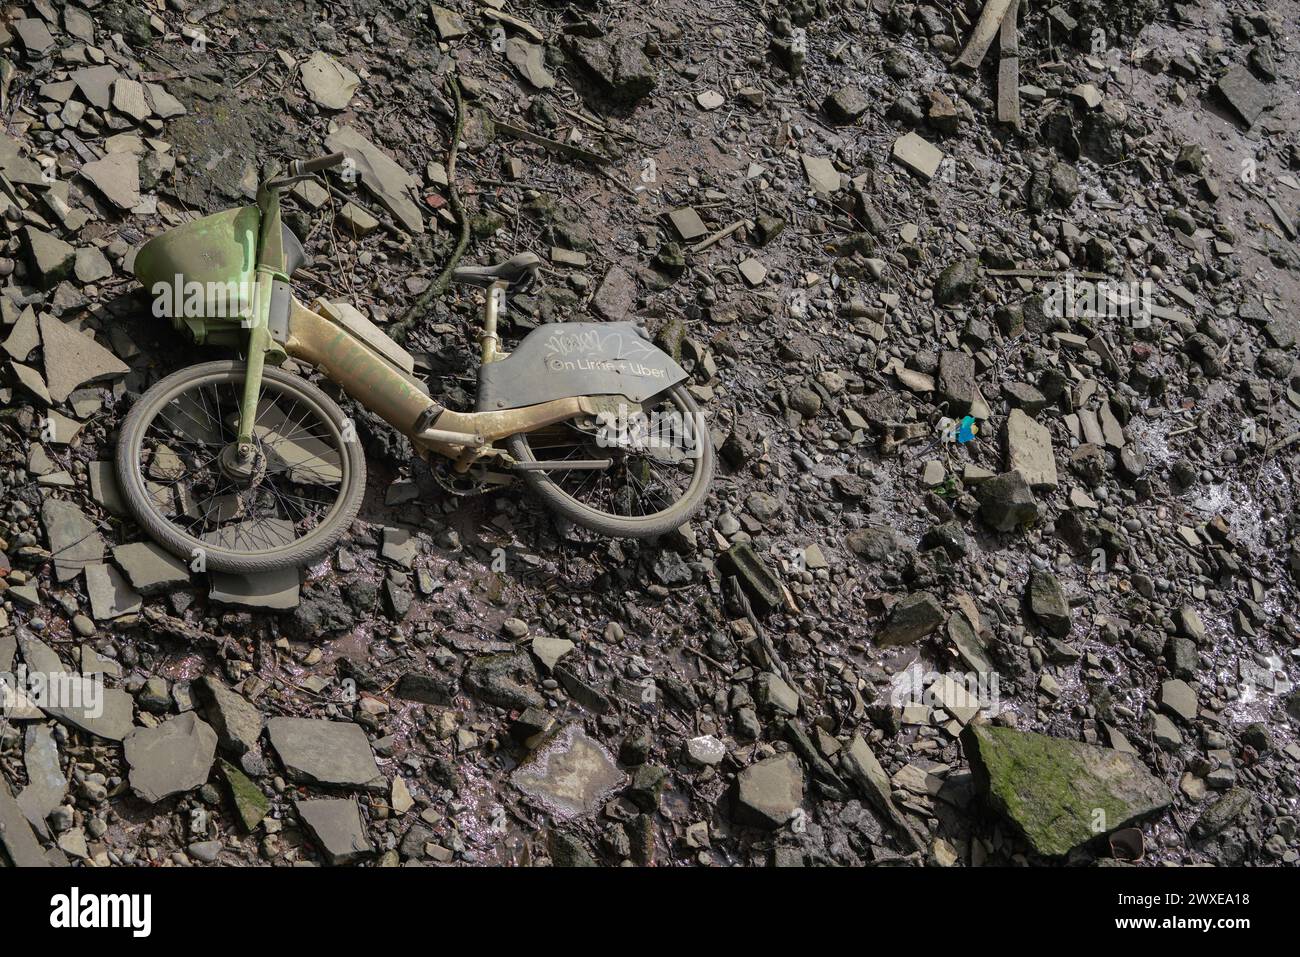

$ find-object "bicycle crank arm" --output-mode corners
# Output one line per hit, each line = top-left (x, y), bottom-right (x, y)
(511, 459), (612, 472)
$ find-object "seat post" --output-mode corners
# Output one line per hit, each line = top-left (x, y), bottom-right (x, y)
(481, 279), (508, 364)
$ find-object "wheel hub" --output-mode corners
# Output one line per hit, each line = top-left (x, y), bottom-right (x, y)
(219, 443), (262, 483)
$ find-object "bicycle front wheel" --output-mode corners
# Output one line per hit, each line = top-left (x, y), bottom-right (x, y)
(115, 360), (365, 574)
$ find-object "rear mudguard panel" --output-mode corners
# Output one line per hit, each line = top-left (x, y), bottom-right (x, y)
(476, 322), (687, 411)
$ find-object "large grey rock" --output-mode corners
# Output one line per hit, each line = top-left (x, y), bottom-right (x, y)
(1217, 65), (1271, 127)
(823, 86), (869, 123)
(23, 228), (74, 290)
(463, 653), (544, 710)
(506, 38), (555, 89)
(111, 78), (151, 122)
(324, 125), (423, 234)
(963, 723), (1172, 857)
(209, 567), (300, 610)
(112, 542), (190, 594)
(430, 5), (469, 39)
(565, 35), (656, 103)
(756, 672), (800, 715)
(41, 498), (104, 582)
(2, 306), (39, 361)
(0, 776), (47, 867)
(12, 18), (55, 55)
(846, 526), (901, 560)
(299, 51), (359, 109)
(45, 683), (135, 742)
(937, 349), (977, 412)
(123, 712), (218, 803)
(1159, 679), (1198, 724)
(16, 629), (63, 675)
(1177, 605), (1207, 644)
(842, 733), (923, 849)
(267, 717), (382, 788)
(934, 259), (980, 306)
(891, 131), (944, 180)
(296, 798), (374, 865)
(530, 635), (574, 673)
(801, 153), (841, 194)
(193, 677), (264, 755)
(88, 461), (128, 515)
(38, 312), (129, 403)
(948, 614), (994, 675)
(79, 152), (141, 210)
(1191, 788), (1255, 840)
(975, 471), (1040, 532)
(17, 724), (65, 829)
(1005, 409), (1058, 490)
(511, 724), (626, 819)
(71, 65), (120, 109)
(734, 753), (804, 829)
(85, 563), (141, 620)
(1027, 570), (1071, 637)
(877, 591), (944, 646)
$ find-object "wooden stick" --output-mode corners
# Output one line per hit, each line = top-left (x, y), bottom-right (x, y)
(985, 268), (1110, 280)
(689, 218), (752, 253)
(492, 119), (611, 165)
(996, 0), (1021, 128)
(953, 0), (1015, 70)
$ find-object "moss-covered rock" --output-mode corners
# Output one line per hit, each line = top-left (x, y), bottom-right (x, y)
(219, 760), (270, 832)
(963, 724), (1172, 858)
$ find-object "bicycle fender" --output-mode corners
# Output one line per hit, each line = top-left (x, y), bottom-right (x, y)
(476, 322), (688, 411)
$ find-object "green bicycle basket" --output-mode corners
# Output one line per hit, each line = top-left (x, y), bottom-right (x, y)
(133, 205), (261, 346)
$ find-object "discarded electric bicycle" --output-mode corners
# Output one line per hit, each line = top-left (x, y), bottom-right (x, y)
(117, 153), (713, 573)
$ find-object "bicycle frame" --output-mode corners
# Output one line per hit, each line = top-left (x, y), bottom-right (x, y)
(223, 165), (688, 478)
(234, 174), (598, 470)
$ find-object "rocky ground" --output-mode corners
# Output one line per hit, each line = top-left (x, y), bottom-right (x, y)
(0, 0), (1298, 868)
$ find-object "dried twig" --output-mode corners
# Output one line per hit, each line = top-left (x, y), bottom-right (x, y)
(391, 74), (471, 343)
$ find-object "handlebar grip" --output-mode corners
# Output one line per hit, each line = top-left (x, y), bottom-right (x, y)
(292, 152), (347, 175)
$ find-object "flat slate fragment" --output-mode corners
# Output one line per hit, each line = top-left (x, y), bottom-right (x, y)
(325, 125), (424, 235)
(963, 723), (1172, 857)
(124, 712), (219, 803)
(220, 760), (270, 832)
(267, 717), (383, 788)
(112, 541), (190, 594)
(0, 775), (48, 867)
(296, 798), (374, 865)
(38, 312), (129, 403)
(891, 131), (944, 181)
(877, 591), (945, 646)
(42, 498), (104, 582)
(1216, 65), (1271, 127)
(209, 567), (301, 610)
(734, 752), (804, 828)
(300, 51), (360, 109)
(44, 684), (136, 742)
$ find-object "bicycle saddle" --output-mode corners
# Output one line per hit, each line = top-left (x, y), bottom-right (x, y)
(451, 252), (542, 289)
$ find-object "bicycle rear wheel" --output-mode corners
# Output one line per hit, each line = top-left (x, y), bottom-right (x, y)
(505, 385), (713, 539)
